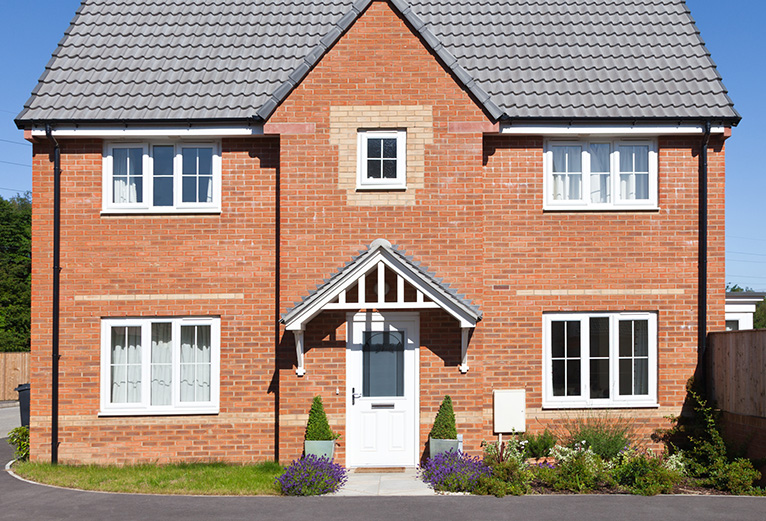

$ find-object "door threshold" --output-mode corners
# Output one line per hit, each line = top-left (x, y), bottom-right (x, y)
(353, 467), (408, 473)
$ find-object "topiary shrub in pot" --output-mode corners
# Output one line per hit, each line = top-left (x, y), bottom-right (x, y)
(429, 395), (458, 458)
(304, 396), (340, 459)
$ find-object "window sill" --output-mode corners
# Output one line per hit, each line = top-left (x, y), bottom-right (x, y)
(356, 185), (407, 192)
(543, 206), (660, 212)
(542, 401), (659, 410)
(101, 209), (222, 216)
(98, 407), (219, 417)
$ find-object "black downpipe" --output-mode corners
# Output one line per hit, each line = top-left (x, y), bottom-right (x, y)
(45, 124), (61, 465)
(698, 121), (712, 381)
(274, 138), (281, 463)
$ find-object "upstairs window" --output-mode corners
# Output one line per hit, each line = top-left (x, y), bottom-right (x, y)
(543, 312), (658, 408)
(544, 139), (657, 210)
(104, 142), (221, 213)
(357, 130), (406, 189)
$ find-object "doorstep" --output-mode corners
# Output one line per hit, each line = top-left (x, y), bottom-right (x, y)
(334, 467), (435, 496)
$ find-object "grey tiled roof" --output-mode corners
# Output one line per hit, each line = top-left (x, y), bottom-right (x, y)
(16, 0), (739, 125)
(281, 239), (482, 327)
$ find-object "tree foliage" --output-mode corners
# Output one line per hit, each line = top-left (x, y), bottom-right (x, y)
(0, 193), (31, 352)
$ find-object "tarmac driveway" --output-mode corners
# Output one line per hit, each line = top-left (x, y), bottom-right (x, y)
(1, 440), (764, 521)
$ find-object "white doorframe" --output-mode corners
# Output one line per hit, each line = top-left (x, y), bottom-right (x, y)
(345, 311), (420, 467)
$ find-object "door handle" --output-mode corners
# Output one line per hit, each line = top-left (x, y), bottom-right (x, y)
(352, 387), (362, 405)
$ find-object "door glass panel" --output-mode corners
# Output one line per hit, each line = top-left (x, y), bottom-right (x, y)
(363, 331), (404, 397)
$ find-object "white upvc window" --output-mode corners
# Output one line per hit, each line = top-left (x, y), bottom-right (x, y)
(100, 317), (220, 415)
(542, 312), (658, 408)
(544, 139), (658, 210)
(357, 130), (407, 190)
(103, 141), (222, 213)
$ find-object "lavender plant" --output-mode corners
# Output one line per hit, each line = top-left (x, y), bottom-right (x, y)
(275, 455), (348, 496)
(419, 450), (491, 492)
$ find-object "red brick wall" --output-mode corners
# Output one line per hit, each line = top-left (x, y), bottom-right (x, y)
(30, 138), (280, 463)
(28, 0), (726, 464)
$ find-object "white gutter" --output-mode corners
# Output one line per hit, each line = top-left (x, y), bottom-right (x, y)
(499, 124), (728, 136)
(29, 125), (264, 138)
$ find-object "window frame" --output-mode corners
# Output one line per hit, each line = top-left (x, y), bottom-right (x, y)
(99, 316), (221, 416)
(543, 138), (658, 210)
(356, 129), (407, 190)
(542, 312), (658, 408)
(103, 141), (222, 214)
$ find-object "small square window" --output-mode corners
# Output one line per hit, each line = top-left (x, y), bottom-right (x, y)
(357, 130), (406, 189)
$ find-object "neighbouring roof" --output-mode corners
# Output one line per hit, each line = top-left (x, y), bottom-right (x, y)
(16, 0), (739, 126)
(281, 239), (482, 330)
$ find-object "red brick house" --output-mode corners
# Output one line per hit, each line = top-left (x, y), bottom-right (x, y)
(16, 0), (738, 466)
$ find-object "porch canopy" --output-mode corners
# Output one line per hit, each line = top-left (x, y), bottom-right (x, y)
(281, 239), (482, 375)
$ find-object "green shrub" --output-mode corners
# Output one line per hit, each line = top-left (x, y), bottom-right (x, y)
(544, 444), (611, 493)
(612, 450), (682, 495)
(7, 426), (29, 461)
(520, 429), (557, 458)
(305, 396), (338, 441)
(667, 382), (762, 494)
(709, 458), (762, 495)
(563, 413), (633, 461)
(481, 438), (525, 466)
(429, 395), (457, 440)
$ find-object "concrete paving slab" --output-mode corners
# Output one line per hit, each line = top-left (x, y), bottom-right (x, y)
(334, 468), (435, 497)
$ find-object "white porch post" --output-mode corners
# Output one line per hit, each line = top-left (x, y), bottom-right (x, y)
(460, 327), (471, 373)
(293, 330), (306, 376)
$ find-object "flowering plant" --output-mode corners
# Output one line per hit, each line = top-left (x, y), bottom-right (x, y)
(276, 455), (348, 496)
(419, 450), (491, 492)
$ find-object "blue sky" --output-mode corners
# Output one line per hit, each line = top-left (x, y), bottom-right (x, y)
(1, 1), (764, 289)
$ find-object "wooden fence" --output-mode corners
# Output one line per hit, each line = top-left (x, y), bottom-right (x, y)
(0, 352), (30, 401)
(707, 330), (766, 418)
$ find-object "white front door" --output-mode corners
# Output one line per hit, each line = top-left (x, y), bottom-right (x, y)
(346, 312), (419, 467)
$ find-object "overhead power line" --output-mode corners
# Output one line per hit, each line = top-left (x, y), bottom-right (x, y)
(0, 159), (31, 168)
(728, 235), (766, 243)
(0, 138), (30, 147)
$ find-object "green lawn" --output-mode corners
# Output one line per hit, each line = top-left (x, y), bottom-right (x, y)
(12, 460), (284, 495)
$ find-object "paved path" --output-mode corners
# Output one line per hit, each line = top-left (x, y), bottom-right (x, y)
(0, 401), (19, 438)
(1, 440), (765, 521)
(334, 468), (435, 496)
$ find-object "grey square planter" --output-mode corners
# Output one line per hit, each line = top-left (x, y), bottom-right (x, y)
(429, 438), (459, 458)
(304, 440), (336, 460)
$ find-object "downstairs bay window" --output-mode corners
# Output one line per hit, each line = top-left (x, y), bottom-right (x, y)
(103, 141), (221, 213)
(544, 139), (658, 210)
(542, 312), (657, 408)
(100, 317), (220, 415)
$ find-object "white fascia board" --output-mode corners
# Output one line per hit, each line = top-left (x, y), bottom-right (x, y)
(499, 124), (727, 136)
(30, 126), (264, 138)
(725, 303), (758, 314)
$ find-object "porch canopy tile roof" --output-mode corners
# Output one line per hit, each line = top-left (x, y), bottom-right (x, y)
(281, 238), (482, 332)
(17, 0), (739, 126)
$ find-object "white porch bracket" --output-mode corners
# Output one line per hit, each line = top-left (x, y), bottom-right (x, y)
(460, 327), (472, 373)
(293, 330), (306, 377)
